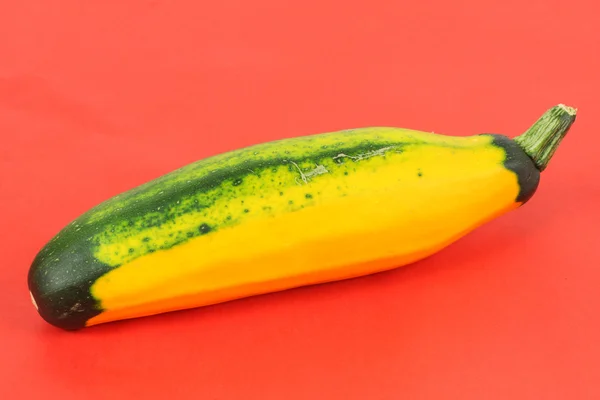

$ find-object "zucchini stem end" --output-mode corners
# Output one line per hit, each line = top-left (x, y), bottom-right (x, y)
(514, 104), (577, 171)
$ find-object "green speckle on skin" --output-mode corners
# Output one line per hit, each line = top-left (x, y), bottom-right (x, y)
(199, 224), (212, 234)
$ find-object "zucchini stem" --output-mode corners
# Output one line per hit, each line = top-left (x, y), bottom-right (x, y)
(514, 104), (577, 171)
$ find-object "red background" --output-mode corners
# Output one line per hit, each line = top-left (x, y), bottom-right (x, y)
(1, 1), (599, 398)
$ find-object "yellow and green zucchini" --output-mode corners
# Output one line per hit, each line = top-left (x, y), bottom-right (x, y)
(28, 105), (577, 330)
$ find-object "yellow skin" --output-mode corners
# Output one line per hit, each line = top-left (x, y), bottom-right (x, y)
(87, 128), (521, 326)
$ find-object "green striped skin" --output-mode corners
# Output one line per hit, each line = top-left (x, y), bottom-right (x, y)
(28, 127), (539, 330)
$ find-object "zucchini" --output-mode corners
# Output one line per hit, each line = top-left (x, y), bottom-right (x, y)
(28, 105), (577, 330)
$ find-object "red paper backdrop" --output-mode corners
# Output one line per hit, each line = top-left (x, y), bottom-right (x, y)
(1, 1), (599, 398)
